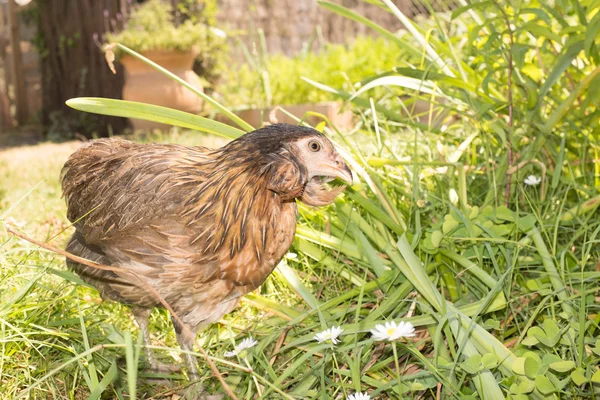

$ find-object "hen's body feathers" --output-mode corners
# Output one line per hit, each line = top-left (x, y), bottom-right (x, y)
(61, 124), (352, 384)
(62, 137), (296, 330)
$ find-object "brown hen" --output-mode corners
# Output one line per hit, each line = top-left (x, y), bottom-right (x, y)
(60, 123), (352, 383)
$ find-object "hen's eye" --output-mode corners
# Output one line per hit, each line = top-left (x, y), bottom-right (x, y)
(308, 141), (321, 152)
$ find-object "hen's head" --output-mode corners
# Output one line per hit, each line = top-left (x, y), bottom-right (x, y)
(222, 124), (353, 206)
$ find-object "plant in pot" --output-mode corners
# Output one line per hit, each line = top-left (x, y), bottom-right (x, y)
(106, 0), (225, 131)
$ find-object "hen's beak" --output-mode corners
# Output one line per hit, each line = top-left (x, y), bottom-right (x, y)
(311, 155), (353, 185)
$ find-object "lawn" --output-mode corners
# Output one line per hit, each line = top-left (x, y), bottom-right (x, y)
(1, 0), (600, 399)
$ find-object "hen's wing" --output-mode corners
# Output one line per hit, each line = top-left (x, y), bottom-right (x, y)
(61, 138), (297, 329)
(61, 139), (223, 304)
(61, 138), (216, 244)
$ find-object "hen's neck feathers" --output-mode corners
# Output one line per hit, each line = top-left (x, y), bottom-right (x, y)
(172, 144), (300, 260)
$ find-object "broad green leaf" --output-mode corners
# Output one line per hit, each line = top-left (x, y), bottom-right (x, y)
(571, 368), (588, 386)
(124, 331), (138, 400)
(542, 319), (561, 337)
(549, 360), (575, 373)
(512, 357), (527, 375)
(591, 370), (600, 383)
(66, 98), (245, 139)
(461, 354), (483, 374)
(516, 214), (537, 232)
(481, 353), (499, 369)
(521, 336), (539, 346)
(535, 375), (556, 395)
(443, 215), (460, 234)
(431, 230), (443, 248)
(495, 206), (515, 221)
(468, 206), (479, 220)
(524, 357), (541, 379)
(517, 378), (536, 394)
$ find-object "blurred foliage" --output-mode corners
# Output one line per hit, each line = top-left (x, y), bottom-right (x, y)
(217, 35), (422, 108)
(106, 0), (226, 83)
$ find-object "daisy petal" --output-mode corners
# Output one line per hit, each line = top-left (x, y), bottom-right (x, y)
(370, 320), (415, 341)
(347, 392), (371, 400)
(314, 326), (344, 344)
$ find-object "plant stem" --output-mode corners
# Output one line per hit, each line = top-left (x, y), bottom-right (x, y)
(392, 342), (402, 393)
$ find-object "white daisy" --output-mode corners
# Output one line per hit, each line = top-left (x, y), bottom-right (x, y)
(524, 175), (542, 186)
(347, 392), (371, 400)
(314, 326), (344, 344)
(370, 321), (415, 341)
(224, 336), (258, 357)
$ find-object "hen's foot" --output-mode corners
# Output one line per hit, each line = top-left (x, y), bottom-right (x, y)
(181, 382), (226, 400)
(142, 359), (182, 375)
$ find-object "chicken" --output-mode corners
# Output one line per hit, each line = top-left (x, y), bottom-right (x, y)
(60, 123), (352, 382)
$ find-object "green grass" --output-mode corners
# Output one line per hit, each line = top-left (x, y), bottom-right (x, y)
(2, 0), (600, 398)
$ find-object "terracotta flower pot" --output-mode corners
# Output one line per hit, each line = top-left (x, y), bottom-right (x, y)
(121, 49), (203, 131)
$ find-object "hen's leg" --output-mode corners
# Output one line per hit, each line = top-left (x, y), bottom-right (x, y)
(172, 317), (211, 399)
(132, 307), (179, 373)
(172, 317), (200, 379)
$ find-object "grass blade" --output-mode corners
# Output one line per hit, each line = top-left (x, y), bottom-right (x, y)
(66, 98), (244, 139)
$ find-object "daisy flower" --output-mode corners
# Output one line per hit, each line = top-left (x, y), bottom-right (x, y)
(370, 321), (415, 341)
(347, 392), (370, 400)
(524, 175), (542, 186)
(224, 336), (258, 357)
(314, 326), (344, 344)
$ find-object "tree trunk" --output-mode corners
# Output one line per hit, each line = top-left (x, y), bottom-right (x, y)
(37, 0), (127, 139)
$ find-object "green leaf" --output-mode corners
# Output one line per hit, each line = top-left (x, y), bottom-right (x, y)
(349, 75), (444, 102)
(585, 12), (600, 56)
(468, 206), (479, 219)
(512, 357), (527, 375)
(549, 360), (576, 373)
(524, 357), (541, 379)
(495, 206), (515, 221)
(520, 21), (563, 42)
(516, 214), (537, 232)
(431, 230), (443, 248)
(481, 353), (499, 369)
(443, 214), (460, 234)
(542, 319), (561, 337)
(535, 375), (556, 395)
(591, 370), (600, 384)
(66, 98), (245, 139)
(517, 378), (536, 394)
(571, 368), (588, 386)
(535, 41), (585, 110)
(521, 336), (539, 346)
(451, 1), (493, 20)
(461, 354), (483, 374)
